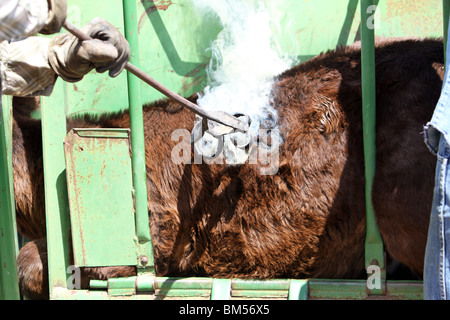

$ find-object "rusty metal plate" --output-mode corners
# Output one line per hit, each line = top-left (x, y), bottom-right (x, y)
(64, 128), (138, 267)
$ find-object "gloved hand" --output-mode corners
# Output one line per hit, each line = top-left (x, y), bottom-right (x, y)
(48, 18), (130, 82)
(39, 0), (67, 35)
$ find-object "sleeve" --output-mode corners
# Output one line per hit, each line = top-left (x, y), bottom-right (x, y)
(0, 37), (57, 96)
(0, 0), (49, 42)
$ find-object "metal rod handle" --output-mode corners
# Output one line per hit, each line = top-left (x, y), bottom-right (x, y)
(62, 21), (249, 132)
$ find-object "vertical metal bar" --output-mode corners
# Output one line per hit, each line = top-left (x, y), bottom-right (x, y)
(41, 82), (72, 297)
(0, 95), (20, 300)
(122, 0), (155, 271)
(444, 0), (450, 63)
(360, 0), (385, 295)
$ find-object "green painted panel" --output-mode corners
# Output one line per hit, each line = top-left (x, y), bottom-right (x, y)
(40, 0), (129, 118)
(272, 0), (443, 58)
(65, 0), (128, 117)
(64, 129), (137, 267)
(42, 0), (442, 117)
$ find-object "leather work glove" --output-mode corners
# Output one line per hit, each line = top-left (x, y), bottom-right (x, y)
(39, 0), (67, 35)
(48, 18), (130, 82)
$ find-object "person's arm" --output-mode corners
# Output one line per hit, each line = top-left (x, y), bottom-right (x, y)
(0, 36), (56, 96)
(0, 0), (67, 96)
(0, 0), (48, 41)
(1, 18), (130, 97)
(0, 0), (66, 42)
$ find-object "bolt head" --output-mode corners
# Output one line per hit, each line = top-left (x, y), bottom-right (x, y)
(140, 255), (149, 266)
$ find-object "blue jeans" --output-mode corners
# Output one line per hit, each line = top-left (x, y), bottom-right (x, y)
(423, 19), (450, 299)
(424, 135), (450, 299)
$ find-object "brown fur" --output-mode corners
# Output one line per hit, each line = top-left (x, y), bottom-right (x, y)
(13, 38), (444, 299)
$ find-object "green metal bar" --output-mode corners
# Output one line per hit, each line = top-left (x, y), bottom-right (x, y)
(85, 277), (422, 300)
(444, 0), (450, 63)
(231, 279), (291, 298)
(308, 279), (368, 300)
(232, 279), (290, 291)
(155, 277), (212, 290)
(90, 276), (214, 297)
(309, 279), (423, 300)
(0, 95), (20, 300)
(385, 281), (423, 300)
(89, 280), (108, 290)
(122, 0), (155, 272)
(108, 277), (136, 296)
(360, 0), (386, 295)
(41, 81), (72, 297)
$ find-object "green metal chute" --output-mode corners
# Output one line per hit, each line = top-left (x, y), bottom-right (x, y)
(1, 0), (447, 300)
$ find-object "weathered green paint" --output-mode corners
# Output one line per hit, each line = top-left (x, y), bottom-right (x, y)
(232, 279), (290, 291)
(50, 287), (146, 300)
(386, 281), (424, 300)
(123, 0), (156, 275)
(232, 279), (291, 299)
(93, 277), (292, 299)
(57, 277), (423, 300)
(108, 277), (137, 296)
(64, 129), (138, 267)
(155, 277), (213, 292)
(158, 277), (205, 287)
(89, 276), (214, 298)
(50, 0), (129, 118)
(309, 279), (424, 300)
(0, 95), (20, 300)
(360, 0), (386, 296)
(309, 280), (369, 300)
(41, 80), (73, 297)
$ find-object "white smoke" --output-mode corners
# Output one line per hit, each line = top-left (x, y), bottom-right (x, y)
(192, 0), (294, 134)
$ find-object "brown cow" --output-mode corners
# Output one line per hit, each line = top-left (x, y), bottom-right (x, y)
(13, 38), (443, 299)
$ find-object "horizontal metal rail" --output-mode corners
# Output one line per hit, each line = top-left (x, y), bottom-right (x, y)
(48, 277), (422, 300)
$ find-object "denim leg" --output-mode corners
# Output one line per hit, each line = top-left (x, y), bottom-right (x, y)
(424, 135), (450, 300)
